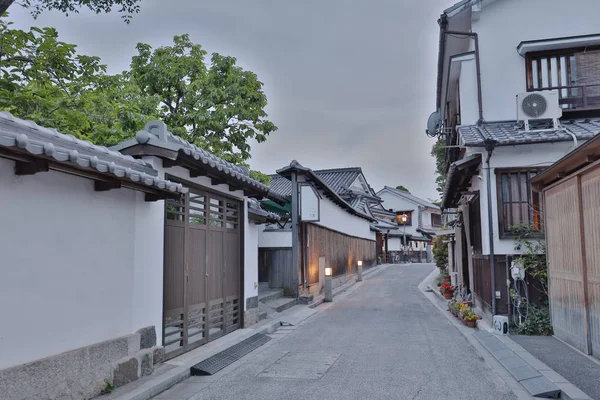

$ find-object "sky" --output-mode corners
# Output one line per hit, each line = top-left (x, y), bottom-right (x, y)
(7, 0), (457, 201)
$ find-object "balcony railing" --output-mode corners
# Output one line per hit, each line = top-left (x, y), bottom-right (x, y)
(530, 83), (600, 112)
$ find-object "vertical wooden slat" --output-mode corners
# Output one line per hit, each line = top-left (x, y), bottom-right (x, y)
(576, 175), (593, 355)
(526, 55), (533, 90)
(537, 57), (543, 89)
(567, 56), (573, 99)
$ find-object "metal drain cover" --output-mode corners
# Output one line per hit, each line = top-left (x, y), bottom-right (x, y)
(190, 333), (271, 376)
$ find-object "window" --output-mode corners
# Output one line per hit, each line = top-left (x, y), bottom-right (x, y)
(526, 46), (600, 111)
(496, 169), (543, 237)
(431, 213), (442, 228)
(395, 211), (412, 226)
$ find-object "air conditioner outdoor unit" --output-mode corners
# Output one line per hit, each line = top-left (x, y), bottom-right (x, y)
(517, 90), (562, 131)
(492, 315), (509, 335)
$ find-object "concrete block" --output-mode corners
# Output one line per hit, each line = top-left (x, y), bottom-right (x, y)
(136, 326), (157, 350)
(139, 350), (154, 377)
(246, 296), (259, 309)
(0, 334), (130, 400)
(113, 357), (140, 388)
(519, 376), (561, 398)
(510, 365), (541, 381)
(153, 346), (166, 365)
(128, 333), (142, 355)
(298, 294), (314, 304)
(244, 308), (260, 328)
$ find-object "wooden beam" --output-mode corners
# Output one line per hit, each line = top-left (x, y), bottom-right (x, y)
(190, 169), (207, 178)
(145, 193), (168, 202)
(557, 172), (567, 178)
(587, 155), (600, 163)
(95, 180), (122, 192)
(162, 158), (183, 168)
(229, 185), (242, 192)
(14, 159), (49, 176)
(211, 177), (225, 186)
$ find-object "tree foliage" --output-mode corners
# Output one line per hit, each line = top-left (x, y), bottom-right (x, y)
(395, 185), (410, 193)
(130, 34), (277, 164)
(431, 138), (446, 196)
(0, 20), (276, 175)
(1, 0), (142, 22)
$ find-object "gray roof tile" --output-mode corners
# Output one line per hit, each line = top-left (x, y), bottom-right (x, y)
(379, 186), (440, 210)
(458, 119), (600, 146)
(112, 121), (269, 193)
(268, 167), (363, 198)
(0, 112), (186, 195)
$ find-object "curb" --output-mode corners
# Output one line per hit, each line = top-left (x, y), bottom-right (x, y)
(419, 270), (592, 400)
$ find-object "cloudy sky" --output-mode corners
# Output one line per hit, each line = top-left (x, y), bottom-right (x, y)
(7, 0), (456, 201)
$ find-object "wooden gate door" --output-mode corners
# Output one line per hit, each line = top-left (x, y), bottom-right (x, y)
(163, 187), (242, 359)
(581, 167), (600, 357)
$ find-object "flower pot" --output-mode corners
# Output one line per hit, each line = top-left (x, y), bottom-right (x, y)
(443, 276), (451, 284)
(466, 320), (477, 328)
(462, 318), (468, 326)
(443, 291), (453, 300)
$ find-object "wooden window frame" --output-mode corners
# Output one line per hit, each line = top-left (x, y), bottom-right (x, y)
(431, 213), (442, 228)
(495, 168), (544, 239)
(525, 45), (600, 111)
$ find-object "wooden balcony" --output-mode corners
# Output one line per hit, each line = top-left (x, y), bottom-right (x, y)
(530, 83), (600, 113)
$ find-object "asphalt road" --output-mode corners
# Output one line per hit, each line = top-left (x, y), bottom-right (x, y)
(155, 264), (516, 400)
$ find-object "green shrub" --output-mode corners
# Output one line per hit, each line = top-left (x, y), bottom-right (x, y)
(516, 305), (553, 336)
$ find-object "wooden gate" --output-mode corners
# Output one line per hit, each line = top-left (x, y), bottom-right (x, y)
(545, 169), (600, 357)
(162, 187), (242, 359)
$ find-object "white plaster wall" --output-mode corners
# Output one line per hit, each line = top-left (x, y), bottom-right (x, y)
(258, 228), (292, 248)
(0, 158), (162, 370)
(463, 0), (600, 123)
(387, 237), (402, 251)
(378, 192), (419, 236)
(315, 195), (372, 240)
(243, 201), (259, 311)
(469, 141), (576, 256)
(131, 192), (164, 334)
(459, 58), (479, 125)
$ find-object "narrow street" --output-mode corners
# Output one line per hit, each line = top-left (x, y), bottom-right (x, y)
(154, 264), (516, 400)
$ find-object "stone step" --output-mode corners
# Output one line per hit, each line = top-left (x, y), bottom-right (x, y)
(261, 297), (297, 313)
(258, 288), (283, 303)
(259, 311), (268, 321)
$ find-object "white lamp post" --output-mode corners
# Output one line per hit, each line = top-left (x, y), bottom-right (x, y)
(357, 260), (363, 282)
(324, 267), (333, 302)
(401, 213), (408, 263)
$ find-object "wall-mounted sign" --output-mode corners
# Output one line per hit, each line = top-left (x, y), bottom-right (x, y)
(300, 184), (320, 222)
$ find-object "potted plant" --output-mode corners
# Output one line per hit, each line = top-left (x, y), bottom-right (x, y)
(463, 312), (480, 328)
(448, 300), (456, 313)
(440, 272), (451, 284)
(440, 283), (454, 299)
(459, 303), (472, 325)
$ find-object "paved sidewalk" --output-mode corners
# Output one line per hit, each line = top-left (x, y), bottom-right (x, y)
(511, 335), (600, 400)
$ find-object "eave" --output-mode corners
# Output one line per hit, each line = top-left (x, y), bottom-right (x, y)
(441, 154), (482, 209)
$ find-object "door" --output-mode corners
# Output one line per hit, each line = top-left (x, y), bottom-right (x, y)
(162, 187), (242, 359)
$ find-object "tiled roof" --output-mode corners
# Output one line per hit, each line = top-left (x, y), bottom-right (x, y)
(379, 186), (440, 210)
(112, 121), (270, 194)
(247, 198), (280, 222)
(0, 112), (186, 195)
(458, 119), (600, 147)
(312, 167), (362, 194)
(269, 167), (364, 197)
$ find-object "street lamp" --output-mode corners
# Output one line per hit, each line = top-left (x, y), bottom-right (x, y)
(357, 260), (363, 282)
(324, 267), (333, 302)
(401, 213), (408, 263)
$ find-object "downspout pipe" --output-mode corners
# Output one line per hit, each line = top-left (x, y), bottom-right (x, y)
(445, 30), (484, 125)
(484, 139), (498, 315)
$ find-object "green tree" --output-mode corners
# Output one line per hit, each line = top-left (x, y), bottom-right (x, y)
(0, 21), (276, 180)
(431, 138), (446, 196)
(395, 185), (410, 193)
(0, 19), (158, 145)
(130, 34), (277, 165)
(0, 0), (142, 22)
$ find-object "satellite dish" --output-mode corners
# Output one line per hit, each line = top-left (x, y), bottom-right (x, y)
(426, 111), (441, 137)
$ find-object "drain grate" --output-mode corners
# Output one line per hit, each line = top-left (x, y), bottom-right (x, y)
(190, 333), (271, 376)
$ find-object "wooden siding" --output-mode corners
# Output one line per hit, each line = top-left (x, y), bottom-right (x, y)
(305, 223), (376, 279)
(581, 167), (600, 357)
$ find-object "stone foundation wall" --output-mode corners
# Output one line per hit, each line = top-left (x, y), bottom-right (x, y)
(244, 296), (259, 328)
(0, 326), (164, 400)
